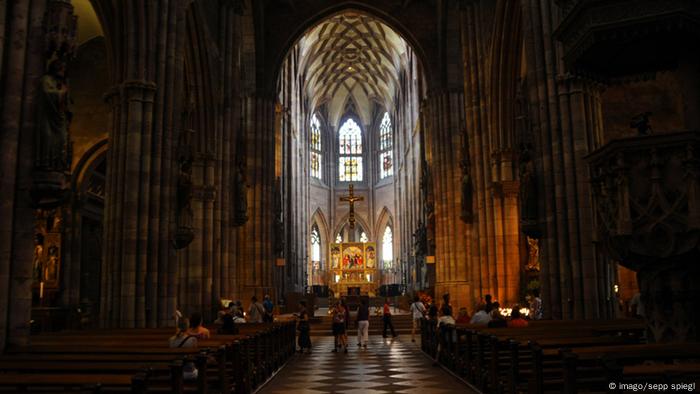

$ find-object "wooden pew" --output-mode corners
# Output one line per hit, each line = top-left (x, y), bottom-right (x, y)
(424, 320), (645, 393)
(0, 320), (297, 394)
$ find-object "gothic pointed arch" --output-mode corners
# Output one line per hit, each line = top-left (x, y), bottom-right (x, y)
(333, 212), (372, 242)
(374, 206), (394, 238)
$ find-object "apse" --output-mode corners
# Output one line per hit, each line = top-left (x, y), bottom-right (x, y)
(277, 10), (427, 299)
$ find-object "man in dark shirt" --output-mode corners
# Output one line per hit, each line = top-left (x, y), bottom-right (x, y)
(484, 294), (493, 313)
(356, 299), (370, 348)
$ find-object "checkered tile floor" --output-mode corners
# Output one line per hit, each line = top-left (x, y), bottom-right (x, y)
(258, 335), (477, 394)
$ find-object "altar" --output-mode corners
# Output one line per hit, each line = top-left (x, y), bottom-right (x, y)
(329, 242), (378, 297)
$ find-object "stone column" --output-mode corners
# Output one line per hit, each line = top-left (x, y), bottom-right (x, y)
(0, 0), (50, 350)
(234, 94), (277, 302)
(94, 0), (188, 327)
(521, 0), (611, 319)
(425, 90), (471, 309)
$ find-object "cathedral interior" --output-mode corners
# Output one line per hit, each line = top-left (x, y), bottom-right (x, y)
(1, 0), (700, 392)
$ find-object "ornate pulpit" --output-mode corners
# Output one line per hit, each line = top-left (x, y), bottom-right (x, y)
(587, 131), (700, 342)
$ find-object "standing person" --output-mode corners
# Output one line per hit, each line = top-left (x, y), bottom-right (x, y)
(297, 300), (312, 353)
(382, 298), (397, 338)
(356, 298), (370, 348)
(247, 296), (264, 323)
(529, 289), (543, 320)
(263, 295), (274, 323)
(341, 298), (350, 348)
(427, 300), (438, 321)
(484, 294), (493, 313)
(629, 292), (644, 319)
(409, 296), (426, 342)
(332, 302), (348, 353)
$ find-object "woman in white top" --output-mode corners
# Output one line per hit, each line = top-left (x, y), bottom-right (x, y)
(409, 296), (426, 342)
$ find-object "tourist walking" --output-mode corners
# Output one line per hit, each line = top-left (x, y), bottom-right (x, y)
(382, 298), (397, 338)
(297, 300), (312, 353)
(409, 296), (426, 342)
(356, 299), (370, 348)
(332, 302), (348, 353)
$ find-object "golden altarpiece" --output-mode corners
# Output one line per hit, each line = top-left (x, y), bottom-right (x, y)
(329, 242), (377, 296)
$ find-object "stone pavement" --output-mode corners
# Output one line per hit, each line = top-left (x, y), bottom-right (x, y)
(258, 335), (478, 394)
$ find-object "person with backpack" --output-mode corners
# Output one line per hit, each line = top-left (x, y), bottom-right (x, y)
(187, 312), (211, 339)
(331, 301), (348, 353)
(409, 295), (426, 342)
(169, 319), (197, 348)
(247, 296), (265, 323)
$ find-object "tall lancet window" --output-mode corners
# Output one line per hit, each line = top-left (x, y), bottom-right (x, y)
(310, 114), (322, 179)
(338, 118), (363, 181)
(311, 225), (321, 262)
(379, 112), (393, 179)
(382, 226), (393, 268)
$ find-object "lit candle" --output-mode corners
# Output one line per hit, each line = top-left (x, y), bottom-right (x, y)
(39, 282), (44, 299)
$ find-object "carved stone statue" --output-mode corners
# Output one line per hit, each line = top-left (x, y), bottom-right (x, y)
(173, 129), (194, 249)
(519, 143), (538, 233)
(35, 60), (72, 171)
(32, 234), (45, 283)
(232, 158), (248, 226)
(413, 221), (428, 257)
(526, 236), (540, 272)
(273, 177), (284, 256)
(460, 158), (473, 223)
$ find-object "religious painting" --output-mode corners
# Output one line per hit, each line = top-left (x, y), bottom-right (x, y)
(330, 244), (341, 268)
(365, 244), (376, 268)
(342, 244), (363, 269)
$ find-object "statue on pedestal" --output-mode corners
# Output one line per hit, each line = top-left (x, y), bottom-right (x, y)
(519, 143), (539, 235)
(35, 59), (72, 171)
(460, 158), (473, 223)
(232, 155), (248, 226)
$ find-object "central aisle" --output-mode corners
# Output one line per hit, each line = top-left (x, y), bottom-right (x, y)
(258, 335), (477, 394)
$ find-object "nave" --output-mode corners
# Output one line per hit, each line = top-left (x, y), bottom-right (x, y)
(258, 336), (476, 394)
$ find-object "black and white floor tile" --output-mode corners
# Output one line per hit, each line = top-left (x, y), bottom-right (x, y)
(258, 335), (477, 394)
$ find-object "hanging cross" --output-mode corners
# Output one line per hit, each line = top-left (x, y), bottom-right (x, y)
(340, 183), (363, 229)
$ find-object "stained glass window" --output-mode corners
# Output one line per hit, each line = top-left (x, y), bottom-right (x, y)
(338, 118), (363, 181)
(382, 226), (393, 266)
(379, 112), (393, 179)
(360, 232), (368, 243)
(310, 114), (322, 179)
(338, 157), (363, 182)
(311, 225), (321, 262)
(336, 233), (342, 243)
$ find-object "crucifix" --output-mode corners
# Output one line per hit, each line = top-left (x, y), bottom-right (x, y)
(340, 183), (363, 229)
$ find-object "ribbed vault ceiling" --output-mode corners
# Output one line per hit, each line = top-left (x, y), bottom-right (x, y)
(298, 12), (408, 126)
